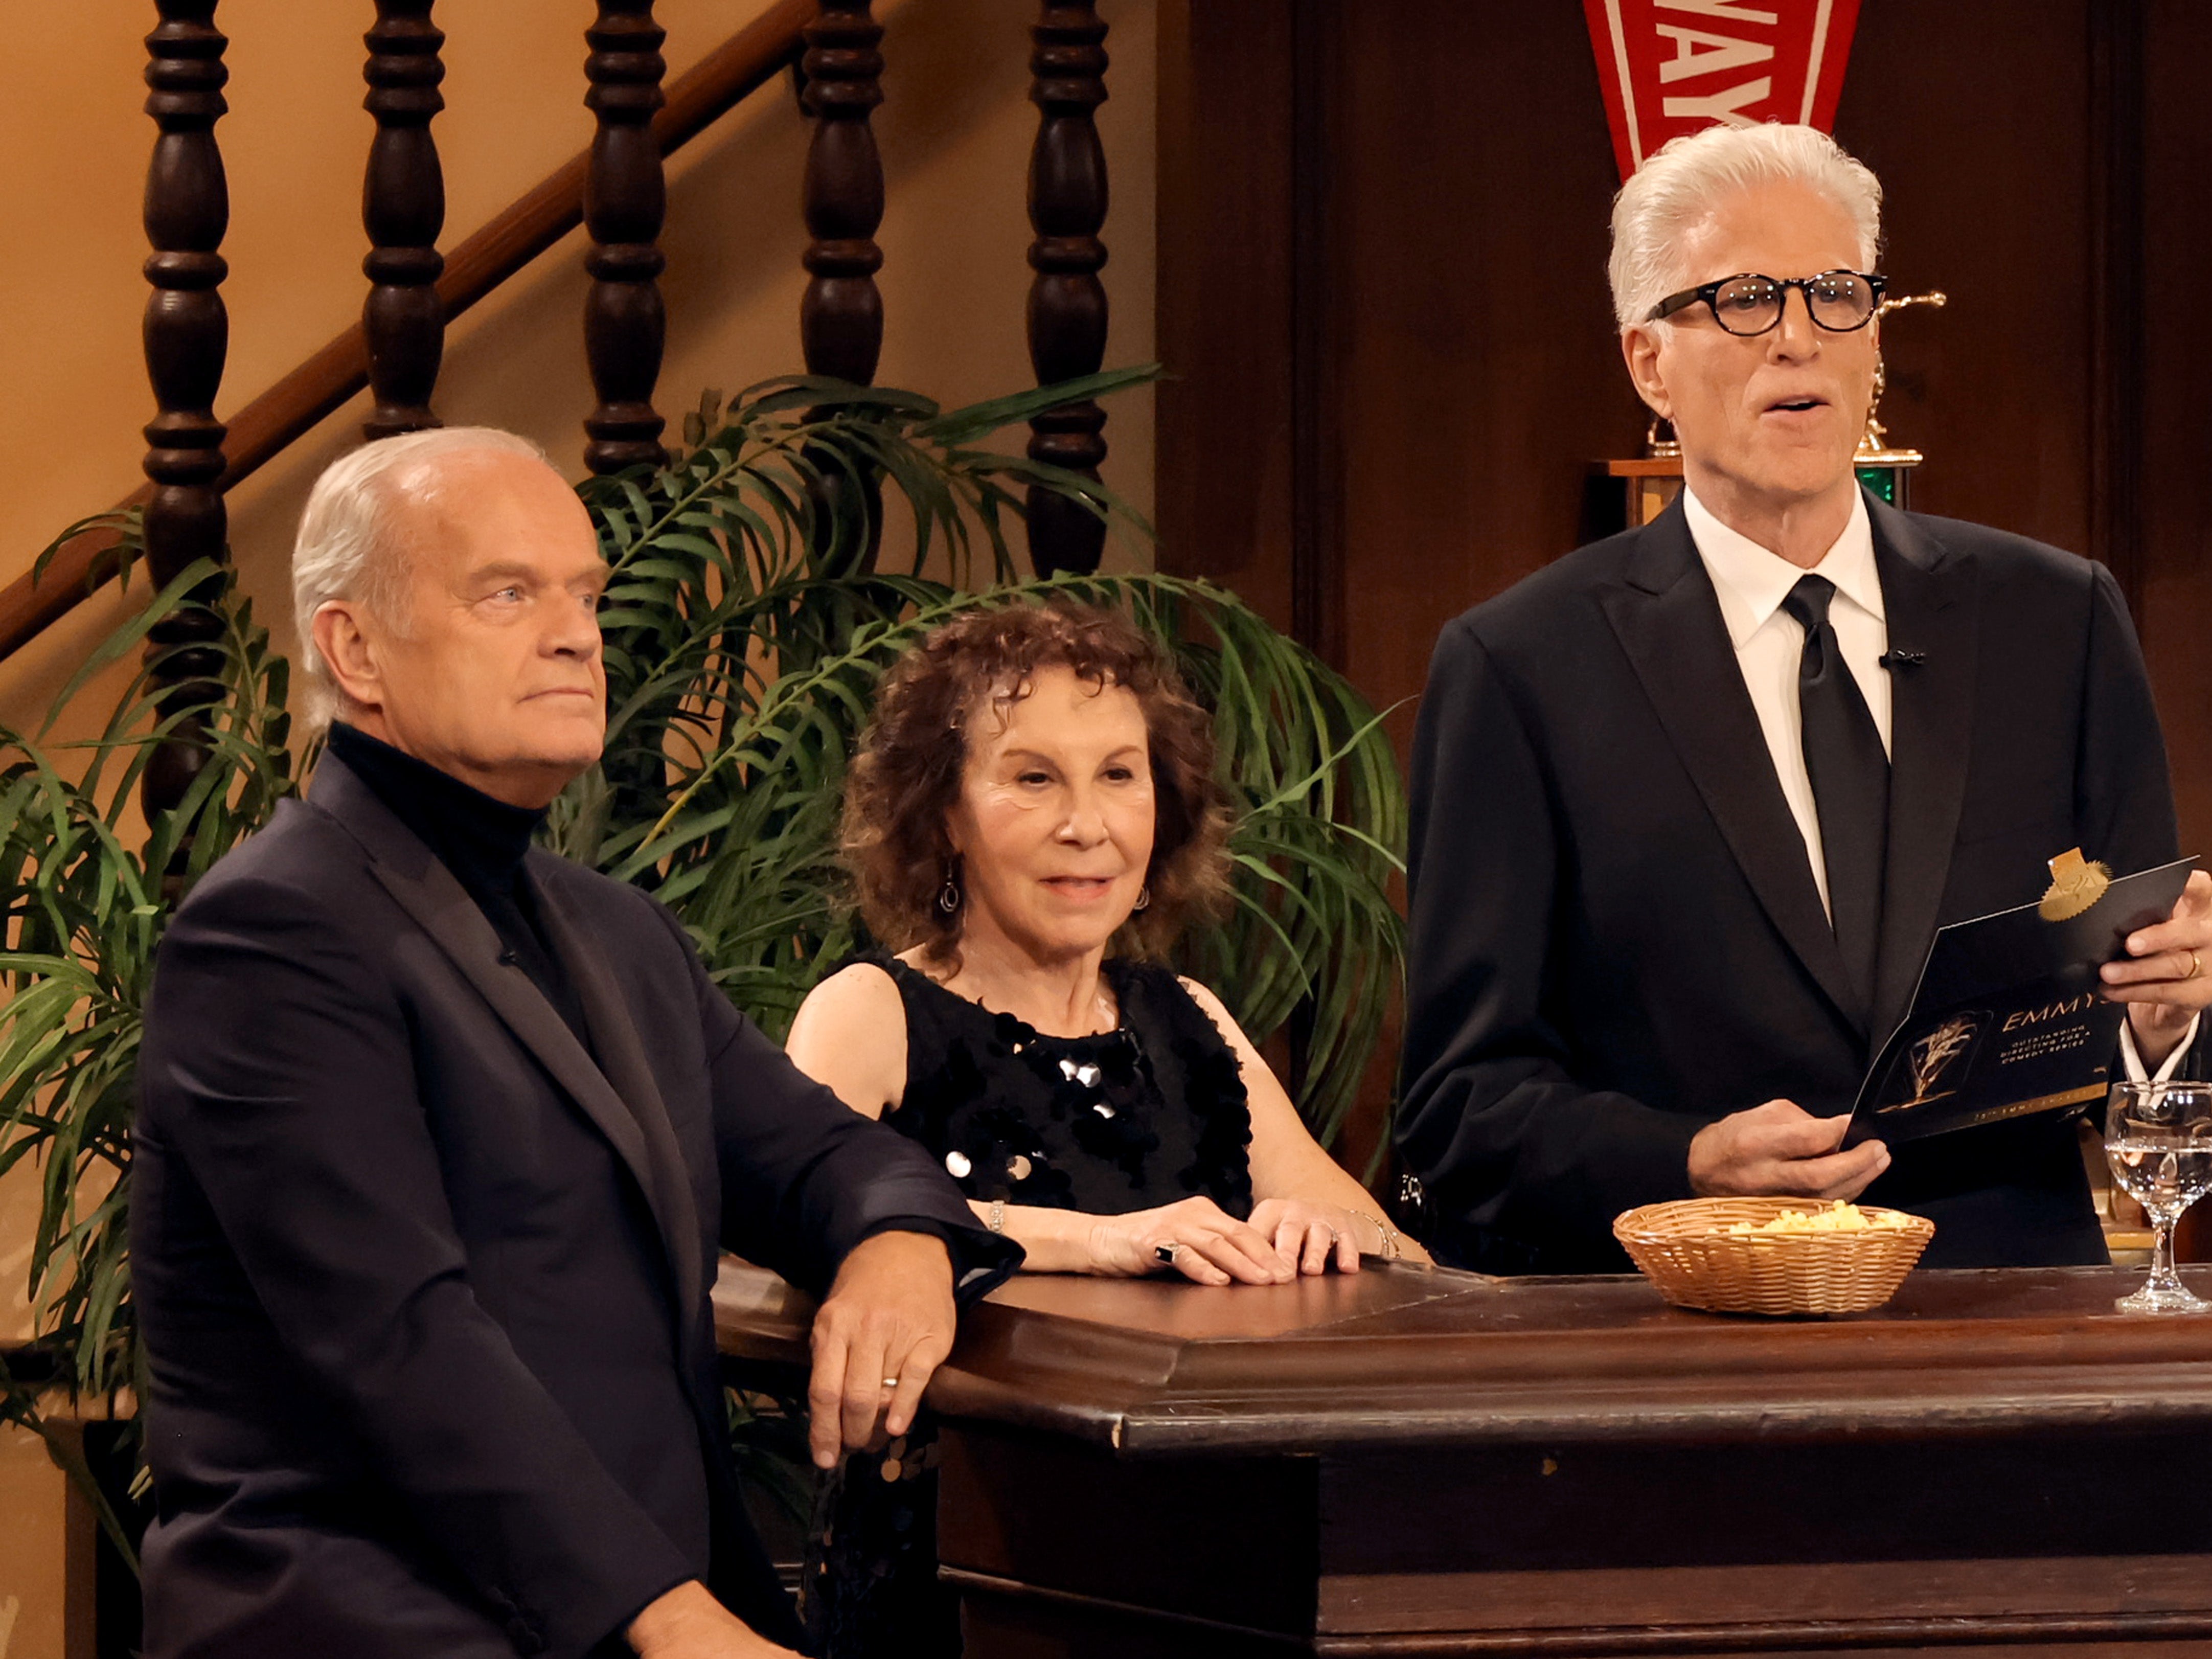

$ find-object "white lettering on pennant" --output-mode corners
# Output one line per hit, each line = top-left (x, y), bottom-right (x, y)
(1656, 0), (1780, 22)
(1656, 25), (1776, 84)
(1602, 0), (1645, 164)
(1802, 0), (1836, 120)
(1662, 77), (1773, 123)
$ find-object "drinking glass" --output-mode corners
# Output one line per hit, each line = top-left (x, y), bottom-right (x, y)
(2105, 1080), (2212, 1314)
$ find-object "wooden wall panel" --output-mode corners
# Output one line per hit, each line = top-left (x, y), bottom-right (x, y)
(1324, 3), (1638, 735)
(1832, 2), (2096, 556)
(1158, 2), (2212, 1169)
(2138, 0), (2212, 849)
(1159, 1), (2208, 797)
(1154, 0), (1297, 633)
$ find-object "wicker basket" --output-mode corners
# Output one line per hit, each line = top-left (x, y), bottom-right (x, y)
(1612, 1196), (1935, 1315)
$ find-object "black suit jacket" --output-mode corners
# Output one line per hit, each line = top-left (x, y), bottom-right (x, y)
(132, 756), (1018, 1659)
(1398, 493), (2194, 1274)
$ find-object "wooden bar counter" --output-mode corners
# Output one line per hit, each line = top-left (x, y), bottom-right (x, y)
(715, 1259), (2212, 1657)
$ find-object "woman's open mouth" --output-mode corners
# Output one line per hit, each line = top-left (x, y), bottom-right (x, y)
(1042, 876), (1117, 899)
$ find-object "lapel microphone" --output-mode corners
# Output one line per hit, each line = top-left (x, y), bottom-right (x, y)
(1878, 648), (1926, 670)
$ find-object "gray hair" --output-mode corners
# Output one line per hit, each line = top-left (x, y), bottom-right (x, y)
(1608, 122), (1883, 330)
(291, 426), (551, 728)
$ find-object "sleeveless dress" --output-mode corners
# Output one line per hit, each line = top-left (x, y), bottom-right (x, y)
(876, 952), (1256, 1218)
(799, 955), (1256, 1658)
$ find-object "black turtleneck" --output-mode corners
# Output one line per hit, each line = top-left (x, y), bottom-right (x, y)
(327, 722), (592, 1050)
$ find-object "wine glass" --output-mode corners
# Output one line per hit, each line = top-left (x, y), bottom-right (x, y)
(2105, 1080), (2212, 1314)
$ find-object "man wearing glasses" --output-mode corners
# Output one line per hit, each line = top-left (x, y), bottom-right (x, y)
(1397, 122), (2212, 1274)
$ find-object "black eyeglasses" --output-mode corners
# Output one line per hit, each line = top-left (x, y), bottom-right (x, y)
(1646, 269), (1886, 335)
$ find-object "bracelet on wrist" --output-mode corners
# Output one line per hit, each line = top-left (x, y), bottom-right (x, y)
(1350, 1207), (1403, 1260)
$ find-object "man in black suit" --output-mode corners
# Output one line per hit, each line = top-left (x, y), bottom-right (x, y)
(1397, 122), (2211, 1275)
(132, 429), (1019, 1658)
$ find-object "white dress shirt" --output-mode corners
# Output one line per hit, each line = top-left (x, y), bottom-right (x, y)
(1683, 484), (1888, 922)
(1681, 485), (2192, 1080)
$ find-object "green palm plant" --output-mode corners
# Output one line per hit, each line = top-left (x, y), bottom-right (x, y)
(0, 543), (300, 1566)
(563, 374), (1406, 1135)
(0, 369), (1406, 1572)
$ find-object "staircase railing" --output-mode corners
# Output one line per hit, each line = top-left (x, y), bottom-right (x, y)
(3, 0), (1122, 826)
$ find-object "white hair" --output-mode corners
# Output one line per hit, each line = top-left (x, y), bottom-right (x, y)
(1608, 122), (1883, 330)
(290, 426), (551, 729)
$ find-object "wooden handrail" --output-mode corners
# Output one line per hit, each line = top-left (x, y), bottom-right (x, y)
(0, 0), (814, 666)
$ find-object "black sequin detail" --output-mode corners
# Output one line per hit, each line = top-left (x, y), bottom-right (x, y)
(801, 955), (1256, 1658)
(878, 953), (1254, 1219)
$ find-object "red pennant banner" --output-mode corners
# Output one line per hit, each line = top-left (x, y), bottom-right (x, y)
(1583, 0), (1862, 179)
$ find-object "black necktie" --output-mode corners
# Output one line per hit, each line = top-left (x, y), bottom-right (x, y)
(1781, 574), (1887, 1018)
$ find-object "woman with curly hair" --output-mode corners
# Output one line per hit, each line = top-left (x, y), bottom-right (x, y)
(785, 599), (1424, 1658)
(787, 598), (1424, 1284)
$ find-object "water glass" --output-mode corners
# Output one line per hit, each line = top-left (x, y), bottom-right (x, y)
(2105, 1080), (2212, 1314)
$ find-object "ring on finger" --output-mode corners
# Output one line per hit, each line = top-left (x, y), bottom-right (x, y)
(1154, 1243), (1179, 1265)
(882, 1376), (903, 1389)
(2187, 949), (2204, 982)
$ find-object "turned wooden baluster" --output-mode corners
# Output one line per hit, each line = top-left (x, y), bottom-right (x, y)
(361, 0), (446, 439)
(799, 0), (884, 386)
(141, 0), (232, 826)
(1025, 1), (1110, 578)
(795, 1), (885, 573)
(584, 0), (669, 474)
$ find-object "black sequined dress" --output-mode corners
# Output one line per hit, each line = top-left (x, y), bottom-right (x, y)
(801, 954), (1255, 1657)
(877, 952), (1256, 1218)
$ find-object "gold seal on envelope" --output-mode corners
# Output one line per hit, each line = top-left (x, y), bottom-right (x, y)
(2039, 847), (2113, 922)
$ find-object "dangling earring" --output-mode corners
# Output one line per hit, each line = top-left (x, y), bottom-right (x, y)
(1132, 884), (1151, 913)
(937, 866), (962, 915)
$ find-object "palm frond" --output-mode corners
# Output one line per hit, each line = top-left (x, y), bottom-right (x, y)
(0, 569), (302, 1420)
(0, 368), (1406, 1569)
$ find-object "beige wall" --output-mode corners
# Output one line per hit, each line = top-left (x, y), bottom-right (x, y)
(0, 1420), (94, 1659)
(0, 11), (1156, 1645)
(0, 0), (1158, 1310)
(0, 0), (1165, 1282)
(0, 0), (1157, 735)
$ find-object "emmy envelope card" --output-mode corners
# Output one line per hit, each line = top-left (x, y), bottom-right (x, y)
(1841, 851), (2199, 1148)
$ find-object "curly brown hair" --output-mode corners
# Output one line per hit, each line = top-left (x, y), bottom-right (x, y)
(842, 599), (1233, 969)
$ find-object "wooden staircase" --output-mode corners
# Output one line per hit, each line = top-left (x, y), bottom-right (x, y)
(8, 0), (1128, 826)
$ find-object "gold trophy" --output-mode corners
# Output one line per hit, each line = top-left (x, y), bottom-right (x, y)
(1854, 289), (1946, 509)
